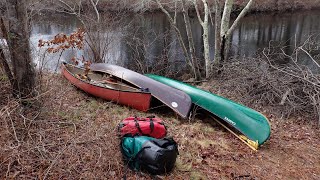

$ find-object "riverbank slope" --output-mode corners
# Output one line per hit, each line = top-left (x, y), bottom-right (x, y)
(0, 71), (319, 179)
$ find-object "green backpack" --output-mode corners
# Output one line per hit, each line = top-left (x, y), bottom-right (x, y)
(121, 136), (178, 175)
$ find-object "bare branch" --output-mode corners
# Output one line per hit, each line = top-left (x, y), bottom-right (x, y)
(154, 0), (192, 68)
(226, 0), (253, 38)
(154, 0), (175, 25)
(263, 48), (320, 88)
(299, 47), (320, 68)
(90, 0), (100, 22)
(193, 0), (204, 25)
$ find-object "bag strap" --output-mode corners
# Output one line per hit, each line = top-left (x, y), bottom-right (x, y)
(152, 138), (177, 148)
(134, 116), (144, 135)
(149, 117), (154, 134)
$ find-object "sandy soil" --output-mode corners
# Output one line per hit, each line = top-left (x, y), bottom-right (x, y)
(0, 74), (319, 179)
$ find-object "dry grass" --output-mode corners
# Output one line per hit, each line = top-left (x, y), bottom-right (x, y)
(0, 72), (319, 179)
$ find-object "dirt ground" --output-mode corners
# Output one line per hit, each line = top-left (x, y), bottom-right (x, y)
(0, 74), (319, 179)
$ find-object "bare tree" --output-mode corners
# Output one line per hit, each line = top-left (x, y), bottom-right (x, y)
(215, 0), (254, 64)
(51, 0), (123, 63)
(193, 0), (210, 78)
(154, 0), (201, 80)
(213, 0), (222, 65)
(0, 0), (35, 99)
(181, 0), (201, 79)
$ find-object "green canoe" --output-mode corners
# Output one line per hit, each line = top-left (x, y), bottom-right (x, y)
(146, 74), (271, 150)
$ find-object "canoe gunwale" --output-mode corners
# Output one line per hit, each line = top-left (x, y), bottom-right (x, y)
(61, 63), (152, 112)
(90, 63), (192, 118)
(62, 63), (150, 94)
(146, 74), (271, 150)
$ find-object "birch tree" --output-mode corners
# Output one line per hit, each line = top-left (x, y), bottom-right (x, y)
(193, 0), (210, 78)
(213, 0), (222, 65)
(154, 0), (201, 80)
(181, 0), (201, 79)
(215, 0), (254, 64)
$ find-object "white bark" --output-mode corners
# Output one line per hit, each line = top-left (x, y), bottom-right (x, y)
(213, 0), (222, 65)
(194, 0), (210, 78)
(226, 0), (253, 37)
(202, 0), (210, 78)
(217, 0), (253, 62)
(181, 0), (200, 79)
(220, 0), (233, 37)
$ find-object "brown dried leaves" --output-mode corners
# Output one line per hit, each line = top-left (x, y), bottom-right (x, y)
(38, 28), (85, 53)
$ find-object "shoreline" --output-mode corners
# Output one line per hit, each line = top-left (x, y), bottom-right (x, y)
(32, 0), (320, 17)
(0, 70), (319, 179)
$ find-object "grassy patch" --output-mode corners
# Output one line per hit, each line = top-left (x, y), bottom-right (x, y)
(190, 171), (208, 180)
(0, 74), (8, 81)
(175, 158), (192, 172)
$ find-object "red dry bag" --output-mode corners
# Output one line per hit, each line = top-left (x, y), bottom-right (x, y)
(118, 116), (167, 138)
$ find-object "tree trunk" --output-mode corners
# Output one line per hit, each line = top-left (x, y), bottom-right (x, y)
(155, 0), (196, 76)
(219, 0), (233, 62)
(213, 0), (222, 65)
(202, 0), (210, 78)
(6, 0), (35, 98)
(223, 35), (231, 61)
(181, 0), (201, 80)
(218, 0), (253, 62)
(0, 48), (14, 86)
(220, 0), (233, 37)
(0, 18), (14, 86)
(194, 0), (210, 78)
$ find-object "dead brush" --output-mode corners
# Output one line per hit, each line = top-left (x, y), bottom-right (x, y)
(214, 37), (320, 125)
(0, 74), (125, 179)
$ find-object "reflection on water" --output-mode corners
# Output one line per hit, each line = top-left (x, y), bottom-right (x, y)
(31, 15), (81, 72)
(31, 10), (320, 73)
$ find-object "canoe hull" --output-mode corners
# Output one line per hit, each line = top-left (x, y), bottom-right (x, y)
(146, 74), (271, 148)
(90, 63), (192, 118)
(61, 64), (151, 112)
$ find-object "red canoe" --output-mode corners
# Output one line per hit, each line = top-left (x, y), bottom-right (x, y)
(61, 63), (151, 111)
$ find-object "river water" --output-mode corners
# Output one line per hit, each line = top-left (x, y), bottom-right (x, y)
(31, 10), (320, 73)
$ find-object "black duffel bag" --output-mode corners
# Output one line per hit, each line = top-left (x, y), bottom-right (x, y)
(121, 136), (179, 175)
(138, 137), (179, 175)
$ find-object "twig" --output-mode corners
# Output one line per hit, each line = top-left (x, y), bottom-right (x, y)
(42, 144), (69, 180)
(298, 47), (320, 68)
(6, 160), (11, 178)
(54, 51), (63, 73)
(7, 111), (20, 145)
(183, 80), (208, 83)
(263, 48), (320, 88)
(280, 89), (290, 105)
